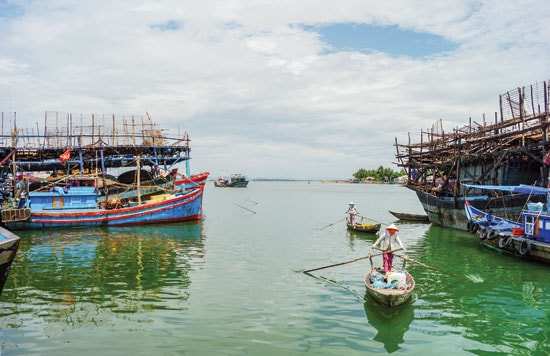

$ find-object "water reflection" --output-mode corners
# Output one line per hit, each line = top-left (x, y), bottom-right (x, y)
(363, 296), (414, 353)
(1, 222), (204, 327)
(411, 224), (550, 354)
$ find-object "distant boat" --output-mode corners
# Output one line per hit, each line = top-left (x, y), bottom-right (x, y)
(1, 175), (205, 230)
(388, 210), (430, 222)
(214, 173), (249, 188)
(0, 226), (20, 297)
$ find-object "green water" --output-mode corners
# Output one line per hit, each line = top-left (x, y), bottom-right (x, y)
(1, 182), (548, 355)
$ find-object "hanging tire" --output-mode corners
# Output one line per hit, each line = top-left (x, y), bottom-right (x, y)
(479, 227), (488, 240)
(487, 229), (500, 240)
(470, 222), (479, 234)
(517, 239), (531, 256)
(498, 236), (512, 248)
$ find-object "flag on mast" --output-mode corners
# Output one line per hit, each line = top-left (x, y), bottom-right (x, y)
(59, 148), (71, 163)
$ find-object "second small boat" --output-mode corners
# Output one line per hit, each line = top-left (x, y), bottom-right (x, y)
(347, 221), (381, 233)
(388, 210), (430, 222)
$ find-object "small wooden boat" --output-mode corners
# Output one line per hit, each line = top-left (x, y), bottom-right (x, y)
(364, 268), (415, 308)
(346, 221), (381, 233)
(0, 226), (20, 297)
(388, 210), (429, 222)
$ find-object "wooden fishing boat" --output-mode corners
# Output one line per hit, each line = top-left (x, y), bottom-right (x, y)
(0, 226), (20, 297)
(346, 221), (381, 233)
(388, 210), (430, 222)
(394, 80), (549, 232)
(364, 268), (415, 308)
(1, 175), (205, 230)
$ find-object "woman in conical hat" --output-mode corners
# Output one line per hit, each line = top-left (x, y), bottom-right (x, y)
(372, 223), (405, 272)
(346, 202), (359, 224)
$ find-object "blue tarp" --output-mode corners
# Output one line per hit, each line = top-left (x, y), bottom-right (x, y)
(462, 183), (549, 196)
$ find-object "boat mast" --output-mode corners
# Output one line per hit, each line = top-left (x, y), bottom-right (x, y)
(136, 155), (141, 204)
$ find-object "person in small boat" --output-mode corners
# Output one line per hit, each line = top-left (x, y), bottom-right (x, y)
(372, 224), (405, 273)
(346, 202), (359, 224)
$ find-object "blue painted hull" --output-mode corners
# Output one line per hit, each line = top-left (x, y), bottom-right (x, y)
(6, 187), (204, 230)
(464, 201), (550, 263)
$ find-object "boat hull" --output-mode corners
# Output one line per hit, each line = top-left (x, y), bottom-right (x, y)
(388, 210), (429, 222)
(5, 187), (204, 230)
(364, 269), (415, 308)
(347, 222), (381, 233)
(0, 227), (20, 296)
(464, 201), (550, 263)
(411, 186), (537, 231)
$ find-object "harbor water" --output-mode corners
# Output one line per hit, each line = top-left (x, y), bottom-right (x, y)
(1, 182), (549, 355)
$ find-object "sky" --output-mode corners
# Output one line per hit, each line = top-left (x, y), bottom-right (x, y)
(0, 0), (549, 180)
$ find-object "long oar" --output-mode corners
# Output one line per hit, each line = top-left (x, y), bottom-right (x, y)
(319, 217), (346, 230)
(393, 253), (456, 276)
(303, 249), (402, 274)
(357, 214), (385, 225)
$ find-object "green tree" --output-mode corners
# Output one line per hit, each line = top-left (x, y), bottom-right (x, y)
(352, 166), (405, 182)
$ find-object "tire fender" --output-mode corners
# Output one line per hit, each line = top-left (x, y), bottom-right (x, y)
(479, 227), (488, 240)
(487, 229), (500, 240)
(498, 236), (512, 248)
(517, 239), (531, 256)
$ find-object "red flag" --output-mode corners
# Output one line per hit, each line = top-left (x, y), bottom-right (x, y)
(146, 111), (151, 120)
(59, 148), (71, 163)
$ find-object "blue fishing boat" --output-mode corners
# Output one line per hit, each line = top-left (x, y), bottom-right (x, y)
(0, 226), (20, 296)
(0, 111), (208, 230)
(1, 175), (204, 229)
(464, 184), (550, 263)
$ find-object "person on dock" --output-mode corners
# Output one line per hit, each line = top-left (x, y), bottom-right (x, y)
(346, 202), (359, 224)
(372, 223), (405, 273)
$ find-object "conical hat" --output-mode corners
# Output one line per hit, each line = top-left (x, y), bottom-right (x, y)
(386, 223), (399, 231)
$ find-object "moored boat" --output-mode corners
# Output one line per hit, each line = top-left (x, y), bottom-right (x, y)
(1, 175), (205, 230)
(0, 226), (20, 296)
(464, 190), (550, 263)
(394, 80), (550, 232)
(388, 210), (429, 222)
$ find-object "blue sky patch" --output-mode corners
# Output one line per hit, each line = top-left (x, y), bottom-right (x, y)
(307, 23), (457, 58)
(0, 1), (24, 18)
(151, 20), (180, 31)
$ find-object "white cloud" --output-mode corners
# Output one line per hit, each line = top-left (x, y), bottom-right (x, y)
(0, 0), (548, 179)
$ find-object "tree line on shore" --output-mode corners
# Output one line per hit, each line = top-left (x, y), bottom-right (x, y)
(352, 166), (405, 182)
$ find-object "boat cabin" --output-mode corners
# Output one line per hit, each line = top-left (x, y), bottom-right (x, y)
(28, 177), (99, 211)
